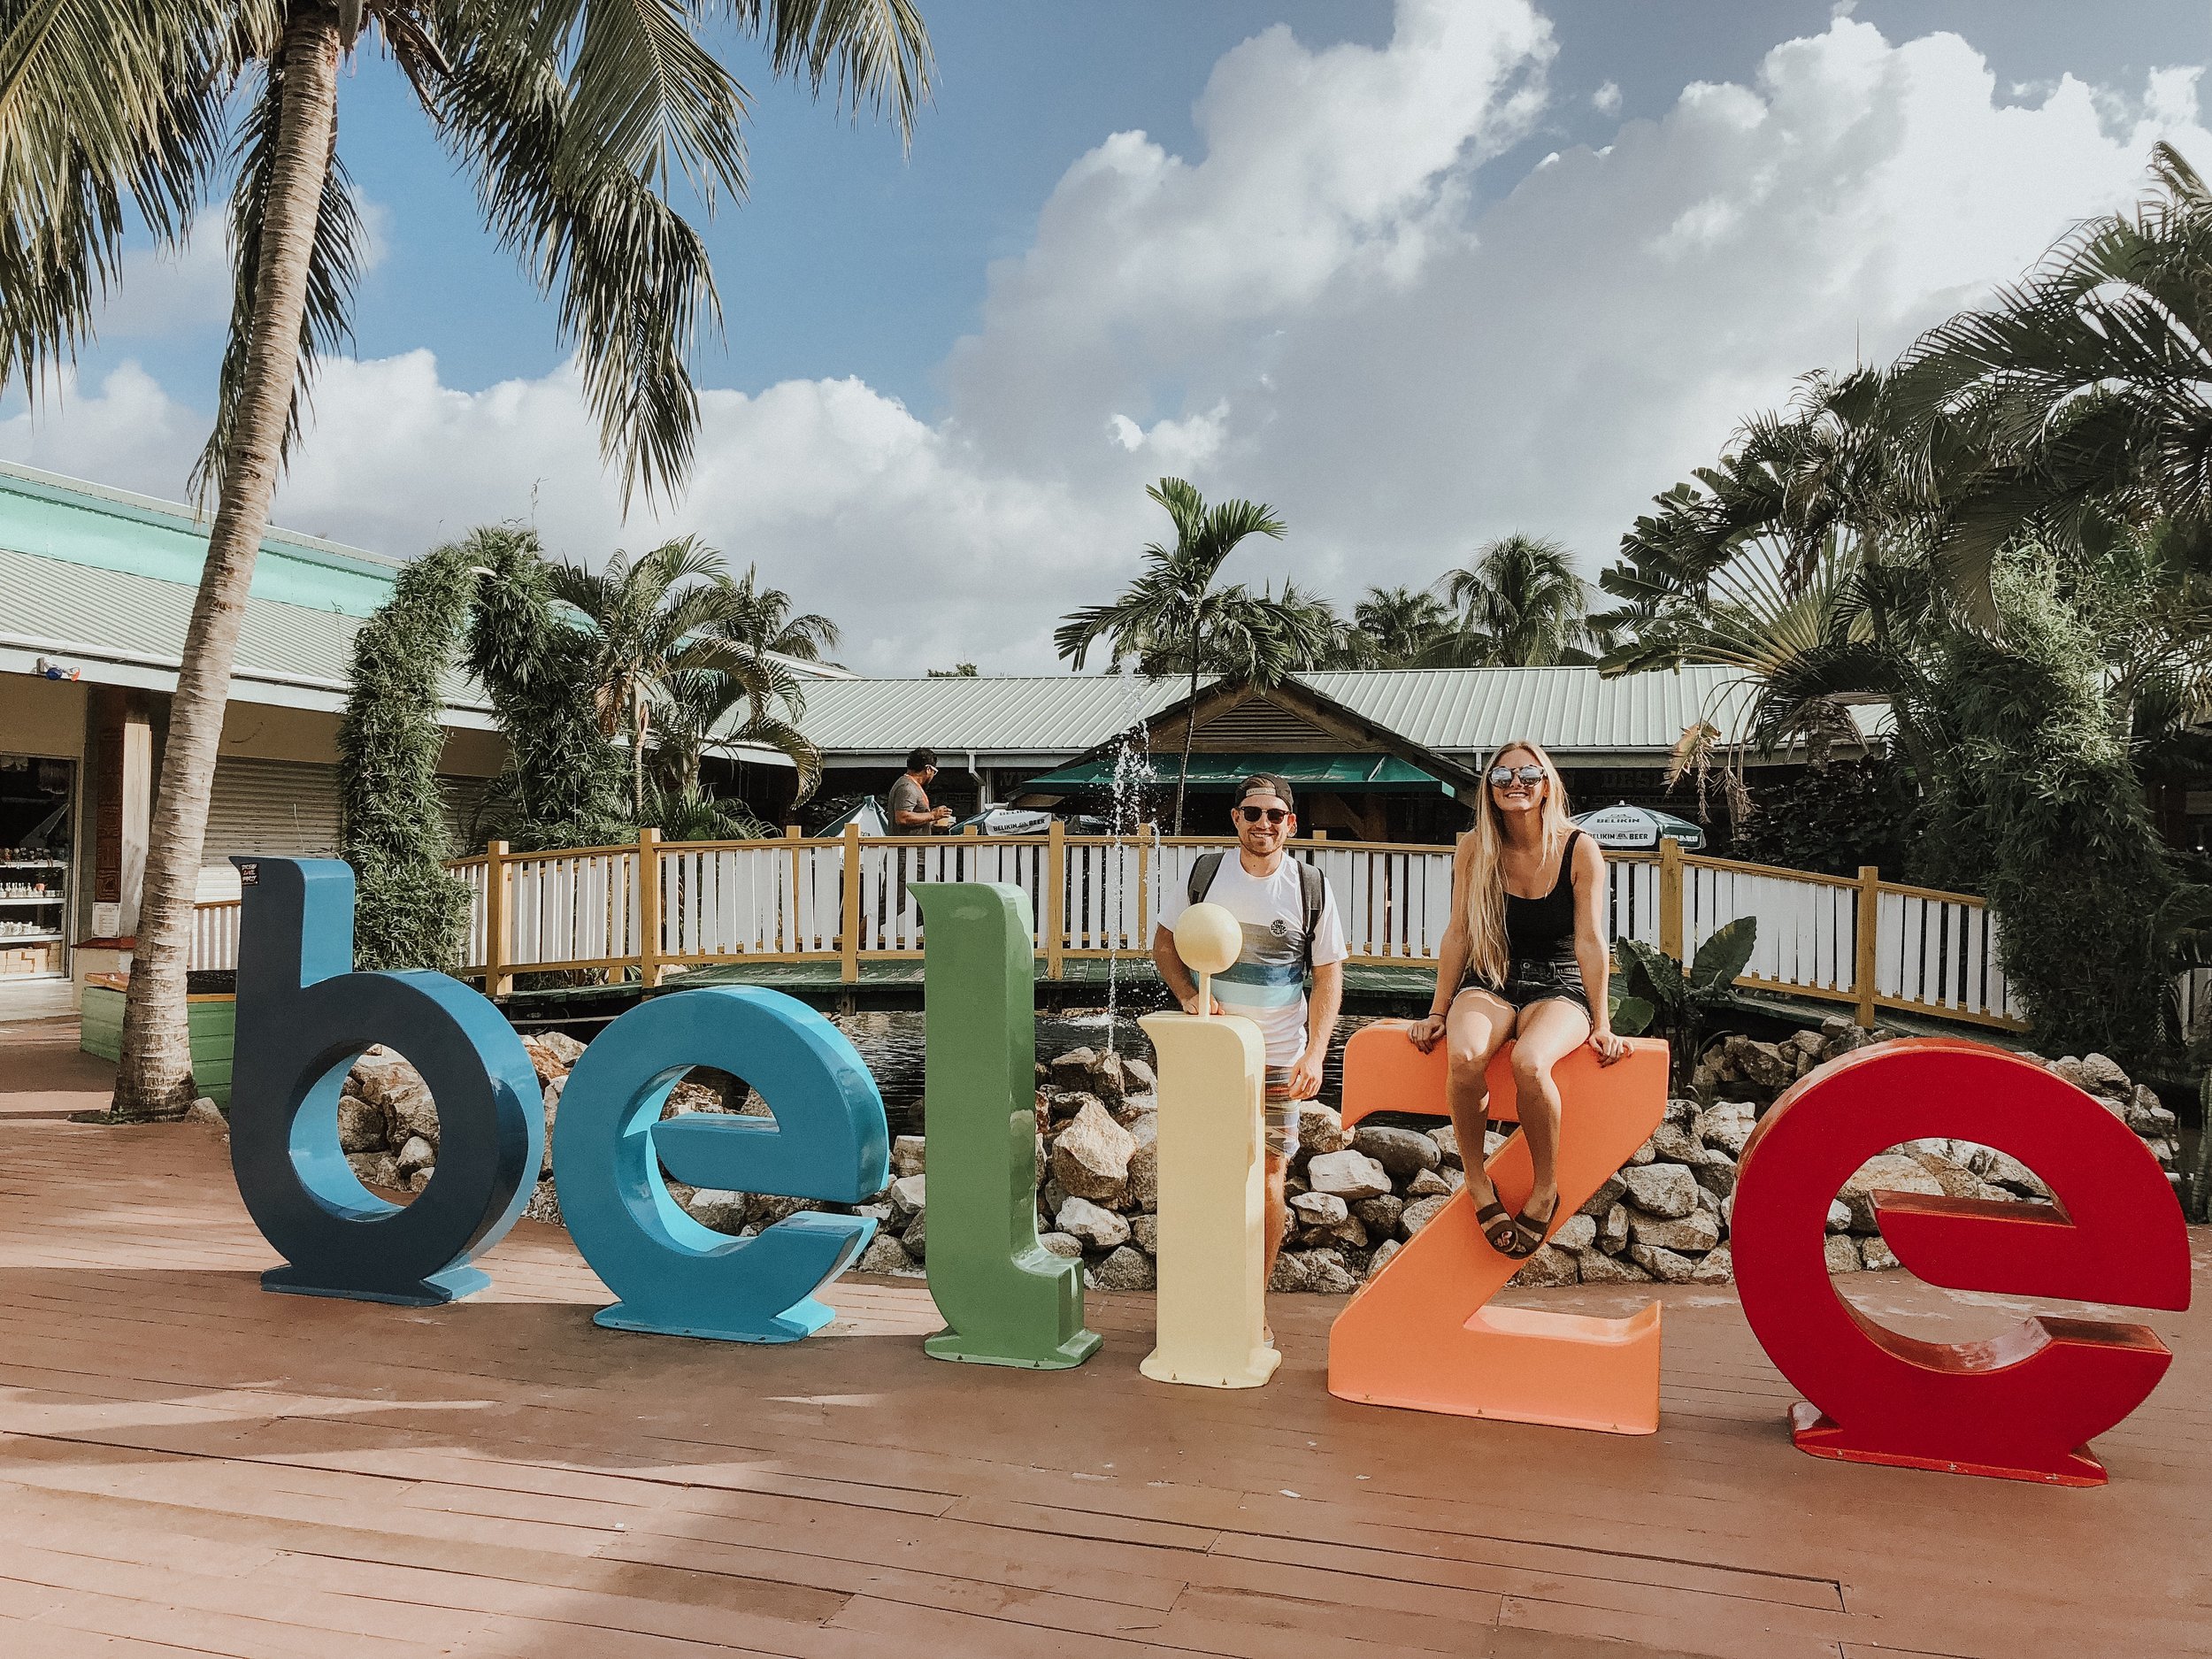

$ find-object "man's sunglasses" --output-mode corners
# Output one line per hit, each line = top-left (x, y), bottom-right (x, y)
(1488, 764), (1548, 787)
(1238, 805), (1290, 824)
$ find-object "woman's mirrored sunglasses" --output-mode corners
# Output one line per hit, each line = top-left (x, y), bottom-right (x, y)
(1238, 805), (1290, 824)
(1488, 764), (1548, 787)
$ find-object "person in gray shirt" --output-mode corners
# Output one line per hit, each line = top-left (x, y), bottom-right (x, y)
(888, 748), (952, 835)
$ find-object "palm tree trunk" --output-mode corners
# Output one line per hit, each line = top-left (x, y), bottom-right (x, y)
(633, 686), (648, 822)
(1175, 653), (1199, 836)
(111, 6), (343, 1118)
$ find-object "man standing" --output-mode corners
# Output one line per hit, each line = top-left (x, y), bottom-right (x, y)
(1152, 773), (1348, 1295)
(888, 748), (953, 835)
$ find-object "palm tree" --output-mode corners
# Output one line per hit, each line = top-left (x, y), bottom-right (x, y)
(1439, 534), (1598, 665)
(547, 538), (762, 819)
(715, 562), (841, 665)
(2, 1), (932, 1118)
(1329, 585), (1455, 668)
(1055, 478), (1289, 832)
(649, 661), (821, 806)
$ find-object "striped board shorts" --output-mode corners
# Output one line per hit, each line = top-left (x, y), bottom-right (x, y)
(1263, 1069), (1301, 1161)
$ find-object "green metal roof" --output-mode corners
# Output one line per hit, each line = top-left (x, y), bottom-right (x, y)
(1025, 752), (1450, 794)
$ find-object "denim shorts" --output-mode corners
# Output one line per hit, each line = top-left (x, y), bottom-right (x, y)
(1464, 957), (1592, 1018)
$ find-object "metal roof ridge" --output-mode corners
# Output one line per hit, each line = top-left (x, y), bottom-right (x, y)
(0, 457), (404, 573)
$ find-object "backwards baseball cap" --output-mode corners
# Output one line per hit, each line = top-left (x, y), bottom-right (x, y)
(1234, 772), (1295, 810)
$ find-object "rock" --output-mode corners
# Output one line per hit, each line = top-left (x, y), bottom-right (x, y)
(1091, 1244), (1155, 1290)
(1123, 1109), (1158, 1148)
(539, 1074), (565, 1178)
(1089, 1049), (1130, 1106)
(1976, 1148), (2051, 1197)
(396, 1133), (436, 1178)
(1302, 1248), (1359, 1294)
(1626, 1244), (1694, 1283)
(1620, 1163), (1698, 1219)
(1694, 1102), (1756, 1157)
(529, 1030), (587, 1071)
(1353, 1125), (1441, 1181)
(1826, 1199), (1852, 1233)
(1129, 1214), (1159, 1255)
(683, 1189), (750, 1233)
(1122, 1056), (1156, 1094)
(1295, 1102), (1350, 1156)
(1626, 1207), (1719, 1254)
(337, 1094), (386, 1153)
(1290, 1191), (1349, 1227)
(1038, 1231), (1084, 1258)
(1694, 1185), (1720, 1217)
(380, 1075), (441, 1150)
(1624, 1138), (1655, 1166)
(902, 1211), (927, 1260)
(520, 1034), (570, 1085)
(522, 1180), (562, 1225)
(1400, 1194), (1452, 1237)
(662, 1079), (724, 1117)
(1860, 1234), (1901, 1271)
(1353, 1194), (1405, 1236)
(347, 1152), (402, 1192)
(851, 1232), (912, 1274)
(1269, 1251), (1317, 1293)
(1125, 1142), (1159, 1211)
(1510, 1245), (1579, 1287)
(1364, 1238), (1402, 1280)
(406, 1169), (433, 1194)
(1306, 1148), (1393, 1201)
(1839, 1153), (1944, 1233)
(1437, 1166), (1465, 1194)
(891, 1135), (926, 1178)
(1905, 1148), (1981, 1200)
(1049, 1048), (1102, 1090)
(2053, 1053), (2131, 1099)
(1039, 1178), (1068, 1223)
(1824, 1233), (1862, 1274)
(1049, 1102), (1138, 1203)
(1665, 1097), (1698, 1127)
(1404, 1168), (1452, 1199)
(1690, 1242), (1734, 1284)
(1048, 1088), (1102, 1123)
(888, 1173), (926, 1220)
(1056, 1194), (1131, 1250)
(1737, 1041), (1795, 1092)
(1550, 1213), (1597, 1253)
(734, 1087), (772, 1118)
(753, 1194), (819, 1228)
(1787, 1028), (1826, 1060)
(1598, 1202), (1630, 1254)
(1112, 1093), (1157, 1127)
(1578, 1249), (1653, 1283)
(1648, 1123), (1704, 1164)
(1578, 1173), (1628, 1218)
(1692, 1148), (1737, 1199)
(1430, 1123), (1462, 1168)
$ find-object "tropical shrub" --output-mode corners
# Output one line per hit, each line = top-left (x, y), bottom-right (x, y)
(1611, 918), (1758, 1085)
(1735, 752), (1924, 879)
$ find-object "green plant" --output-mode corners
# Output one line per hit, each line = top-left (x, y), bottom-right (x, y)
(337, 545), (473, 970)
(1734, 751), (1923, 879)
(1610, 918), (1759, 1085)
(1437, 533), (1599, 665)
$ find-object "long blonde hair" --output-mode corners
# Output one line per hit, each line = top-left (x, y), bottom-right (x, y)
(1461, 738), (1573, 986)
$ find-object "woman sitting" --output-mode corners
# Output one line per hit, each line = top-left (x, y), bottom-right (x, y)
(1408, 740), (1627, 1257)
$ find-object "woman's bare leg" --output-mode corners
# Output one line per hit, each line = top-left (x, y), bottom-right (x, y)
(1444, 987), (1516, 1212)
(1507, 996), (1594, 1226)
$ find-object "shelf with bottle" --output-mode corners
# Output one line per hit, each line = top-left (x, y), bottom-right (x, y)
(0, 925), (63, 941)
(0, 895), (63, 906)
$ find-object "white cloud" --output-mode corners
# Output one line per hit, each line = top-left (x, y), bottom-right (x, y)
(1593, 80), (1621, 116)
(4, 4), (2208, 674)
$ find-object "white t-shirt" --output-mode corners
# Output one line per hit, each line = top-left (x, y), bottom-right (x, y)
(1156, 855), (1348, 1069)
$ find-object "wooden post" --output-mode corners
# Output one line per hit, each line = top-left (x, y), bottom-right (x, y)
(1045, 817), (1066, 980)
(785, 824), (802, 955)
(841, 824), (863, 984)
(484, 841), (512, 998)
(1136, 821), (1153, 955)
(1658, 836), (1685, 963)
(636, 827), (662, 987)
(1855, 864), (1881, 1029)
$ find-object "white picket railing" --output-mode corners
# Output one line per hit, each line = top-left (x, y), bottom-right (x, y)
(188, 900), (241, 972)
(443, 827), (2028, 1032)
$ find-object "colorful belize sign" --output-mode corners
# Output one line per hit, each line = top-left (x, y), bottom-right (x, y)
(225, 858), (2188, 1488)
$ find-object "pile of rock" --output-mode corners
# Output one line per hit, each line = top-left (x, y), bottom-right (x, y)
(335, 1016), (2184, 1295)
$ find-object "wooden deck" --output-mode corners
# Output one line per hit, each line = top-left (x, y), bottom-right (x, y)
(0, 1101), (2204, 1655)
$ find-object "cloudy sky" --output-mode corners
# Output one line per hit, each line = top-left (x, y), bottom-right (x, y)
(4, 0), (2208, 672)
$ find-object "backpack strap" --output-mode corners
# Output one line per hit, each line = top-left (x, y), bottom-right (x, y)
(1187, 850), (1225, 909)
(1296, 858), (1327, 968)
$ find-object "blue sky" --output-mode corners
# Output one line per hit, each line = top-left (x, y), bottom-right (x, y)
(7, 2), (2209, 670)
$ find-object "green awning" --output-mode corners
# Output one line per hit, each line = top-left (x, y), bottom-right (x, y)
(1023, 752), (1451, 795)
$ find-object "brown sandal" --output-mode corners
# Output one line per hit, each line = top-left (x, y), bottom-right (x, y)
(1474, 1201), (1518, 1255)
(1505, 1194), (1560, 1258)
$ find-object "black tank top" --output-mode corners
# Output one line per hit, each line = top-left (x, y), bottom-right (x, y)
(1504, 829), (1581, 963)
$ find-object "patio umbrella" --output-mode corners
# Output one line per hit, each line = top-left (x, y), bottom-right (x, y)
(1571, 803), (1707, 852)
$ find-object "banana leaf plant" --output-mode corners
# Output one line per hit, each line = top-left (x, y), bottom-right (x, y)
(1610, 918), (1760, 1086)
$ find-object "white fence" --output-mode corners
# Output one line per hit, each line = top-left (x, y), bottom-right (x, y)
(433, 828), (2030, 1032)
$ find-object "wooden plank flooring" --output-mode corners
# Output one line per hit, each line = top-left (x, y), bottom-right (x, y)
(0, 1113), (2202, 1658)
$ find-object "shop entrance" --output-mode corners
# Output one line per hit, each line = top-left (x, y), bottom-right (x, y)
(0, 754), (73, 984)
